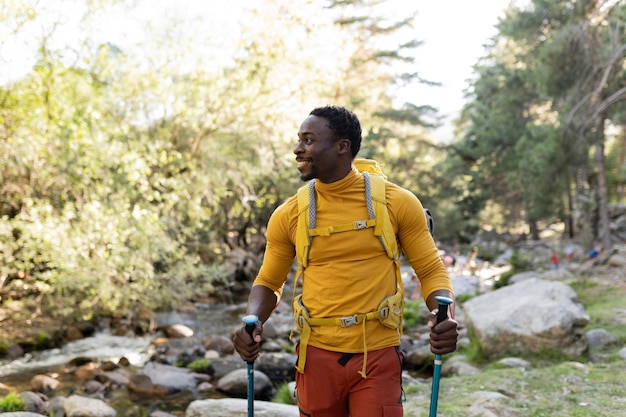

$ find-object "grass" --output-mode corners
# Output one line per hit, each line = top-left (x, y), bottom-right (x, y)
(403, 272), (626, 416)
(0, 391), (24, 412)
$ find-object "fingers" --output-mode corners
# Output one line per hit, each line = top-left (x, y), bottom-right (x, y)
(429, 318), (459, 355)
(233, 323), (263, 363)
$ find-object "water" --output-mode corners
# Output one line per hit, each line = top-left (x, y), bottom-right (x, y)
(0, 333), (153, 378)
(0, 300), (249, 415)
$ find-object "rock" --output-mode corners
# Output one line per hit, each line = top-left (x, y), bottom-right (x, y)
(208, 355), (247, 380)
(463, 278), (589, 358)
(202, 335), (234, 355)
(186, 398), (299, 417)
(165, 324), (194, 338)
(216, 368), (274, 400)
(83, 379), (105, 394)
(66, 325), (85, 341)
(30, 374), (60, 393)
(128, 374), (170, 397)
(467, 390), (517, 417)
(497, 357), (530, 369)
(74, 362), (101, 381)
(19, 391), (48, 414)
(64, 394), (116, 417)
(451, 275), (480, 297)
(441, 356), (481, 377)
(49, 396), (66, 417)
(403, 343), (433, 368)
(508, 270), (539, 285)
(256, 352), (297, 383)
(0, 382), (13, 396)
(586, 328), (617, 351)
(138, 362), (197, 394)
(100, 369), (131, 387)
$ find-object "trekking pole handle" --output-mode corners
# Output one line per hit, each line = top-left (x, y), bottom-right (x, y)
(435, 296), (453, 324)
(243, 314), (259, 336)
(242, 314), (259, 364)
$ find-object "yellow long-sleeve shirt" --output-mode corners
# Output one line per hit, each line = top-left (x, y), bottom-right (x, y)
(253, 167), (452, 353)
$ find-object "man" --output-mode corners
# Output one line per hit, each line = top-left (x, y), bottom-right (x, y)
(233, 105), (458, 417)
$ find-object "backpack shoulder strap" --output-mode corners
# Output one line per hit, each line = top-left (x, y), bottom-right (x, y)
(295, 180), (315, 270)
(367, 172), (399, 260)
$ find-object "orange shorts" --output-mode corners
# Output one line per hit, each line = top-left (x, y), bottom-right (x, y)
(295, 345), (404, 417)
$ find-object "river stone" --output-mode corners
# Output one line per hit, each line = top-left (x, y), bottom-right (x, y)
(202, 334), (234, 355)
(30, 374), (60, 392)
(19, 391), (47, 414)
(256, 352), (297, 383)
(140, 362), (197, 392)
(186, 398), (298, 417)
(64, 394), (116, 417)
(217, 368), (274, 399)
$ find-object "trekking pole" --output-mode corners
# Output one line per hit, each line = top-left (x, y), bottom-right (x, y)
(242, 314), (259, 417)
(429, 296), (453, 417)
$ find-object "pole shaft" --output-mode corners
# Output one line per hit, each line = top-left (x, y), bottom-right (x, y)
(429, 296), (453, 417)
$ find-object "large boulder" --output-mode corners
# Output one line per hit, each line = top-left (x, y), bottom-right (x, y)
(463, 278), (589, 358)
(187, 398), (298, 417)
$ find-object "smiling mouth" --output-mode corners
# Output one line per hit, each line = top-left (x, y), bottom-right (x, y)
(297, 158), (311, 170)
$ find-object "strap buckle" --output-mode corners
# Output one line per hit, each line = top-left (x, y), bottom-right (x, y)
(379, 306), (389, 319)
(354, 220), (368, 230)
(340, 314), (359, 327)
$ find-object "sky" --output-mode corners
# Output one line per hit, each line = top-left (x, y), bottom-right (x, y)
(0, 0), (520, 142)
(407, 1), (518, 141)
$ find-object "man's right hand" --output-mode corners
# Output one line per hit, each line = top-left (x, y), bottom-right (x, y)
(232, 320), (263, 363)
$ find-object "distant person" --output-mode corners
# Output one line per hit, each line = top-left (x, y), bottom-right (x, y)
(550, 252), (559, 269)
(465, 246), (479, 275)
(588, 245), (603, 266)
(443, 253), (456, 270)
(564, 245), (575, 262)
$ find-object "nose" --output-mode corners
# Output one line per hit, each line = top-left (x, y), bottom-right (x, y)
(293, 140), (304, 154)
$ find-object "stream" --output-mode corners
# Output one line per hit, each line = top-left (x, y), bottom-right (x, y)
(0, 300), (250, 416)
(0, 263), (494, 415)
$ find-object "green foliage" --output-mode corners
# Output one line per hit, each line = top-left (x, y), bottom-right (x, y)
(460, 325), (488, 365)
(0, 0), (435, 322)
(1, 0), (625, 326)
(272, 382), (296, 405)
(570, 280), (626, 343)
(402, 300), (426, 331)
(494, 249), (531, 289)
(0, 391), (24, 412)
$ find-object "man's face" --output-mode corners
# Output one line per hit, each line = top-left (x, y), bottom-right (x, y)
(294, 115), (344, 183)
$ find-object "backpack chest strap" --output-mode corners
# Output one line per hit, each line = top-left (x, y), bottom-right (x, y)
(309, 218), (377, 236)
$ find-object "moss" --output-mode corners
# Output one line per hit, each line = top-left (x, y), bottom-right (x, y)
(186, 358), (210, 373)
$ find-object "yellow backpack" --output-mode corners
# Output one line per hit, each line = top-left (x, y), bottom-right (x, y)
(291, 158), (407, 377)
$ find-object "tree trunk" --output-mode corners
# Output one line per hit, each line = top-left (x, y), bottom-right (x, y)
(595, 124), (612, 252)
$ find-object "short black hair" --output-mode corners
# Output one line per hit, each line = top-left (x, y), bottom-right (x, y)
(310, 106), (361, 158)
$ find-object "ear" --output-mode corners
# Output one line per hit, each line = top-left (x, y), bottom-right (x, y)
(337, 138), (351, 155)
